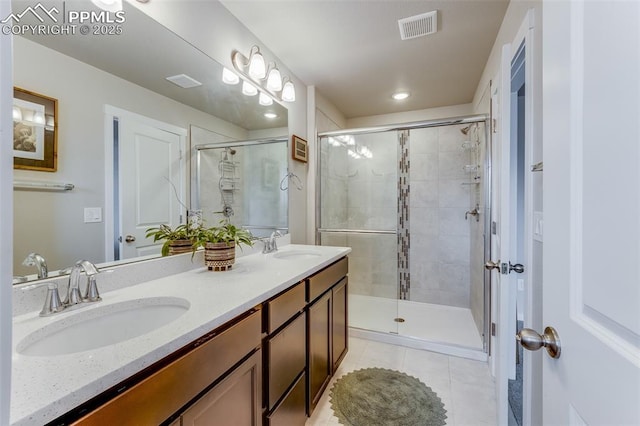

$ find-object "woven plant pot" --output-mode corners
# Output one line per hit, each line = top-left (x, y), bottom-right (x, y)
(204, 242), (236, 271)
(167, 239), (194, 256)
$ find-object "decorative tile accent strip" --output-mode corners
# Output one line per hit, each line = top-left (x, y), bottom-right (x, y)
(398, 130), (410, 300)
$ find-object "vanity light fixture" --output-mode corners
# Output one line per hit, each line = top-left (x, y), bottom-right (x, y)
(222, 67), (240, 85)
(12, 106), (22, 121)
(242, 81), (258, 96)
(392, 92), (410, 100)
(247, 46), (266, 79)
(264, 112), (278, 119)
(266, 65), (283, 92)
(259, 92), (273, 106)
(232, 45), (296, 103)
(281, 78), (296, 102)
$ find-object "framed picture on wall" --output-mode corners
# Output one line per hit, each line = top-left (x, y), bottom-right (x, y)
(292, 135), (308, 163)
(13, 87), (58, 172)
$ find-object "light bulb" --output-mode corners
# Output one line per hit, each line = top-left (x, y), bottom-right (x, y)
(12, 106), (22, 121)
(248, 49), (266, 79)
(282, 80), (295, 102)
(259, 92), (273, 106)
(242, 81), (258, 96)
(266, 68), (282, 92)
(392, 92), (410, 100)
(222, 67), (239, 85)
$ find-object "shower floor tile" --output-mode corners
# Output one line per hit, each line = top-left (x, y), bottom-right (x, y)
(349, 294), (483, 350)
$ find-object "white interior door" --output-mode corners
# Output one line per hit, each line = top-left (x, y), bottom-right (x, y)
(118, 113), (185, 260)
(489, 41), (520, 426)
(542, 1), (640, 424)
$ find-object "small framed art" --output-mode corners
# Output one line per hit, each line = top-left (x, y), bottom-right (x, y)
(13, 87), (58, 172)
(292, 135), (308, 163)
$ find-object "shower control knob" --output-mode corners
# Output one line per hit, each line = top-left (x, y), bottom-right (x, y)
(484, 260), (501, 272)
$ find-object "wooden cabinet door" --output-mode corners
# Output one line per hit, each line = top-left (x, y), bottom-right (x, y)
(180, 349), (262, 426)
(307, 291), (332, 414)
(332, 278), (348, 373)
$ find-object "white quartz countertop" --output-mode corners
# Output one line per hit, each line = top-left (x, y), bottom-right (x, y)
(11, 244), (351, 425)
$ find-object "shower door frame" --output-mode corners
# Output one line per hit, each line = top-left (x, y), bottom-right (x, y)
(316, 114), (492, 353)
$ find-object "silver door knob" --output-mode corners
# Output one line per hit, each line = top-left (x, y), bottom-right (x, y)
(485, 260), (501, 272)
(509, 262), (525, 274)
(517, 326), (561, 359)
(125, 235), (136, 243)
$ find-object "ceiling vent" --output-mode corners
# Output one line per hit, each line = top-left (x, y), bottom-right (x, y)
(398, 11), (438, 40)
(166, 74), (202, 89)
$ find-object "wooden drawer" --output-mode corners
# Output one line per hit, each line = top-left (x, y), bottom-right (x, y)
(265, 282), (305, 334)
(266, 372), (307, 426)
(73, 310), (262, 425)
(267, 312), (306, 410)
(307, 257), (348, 303)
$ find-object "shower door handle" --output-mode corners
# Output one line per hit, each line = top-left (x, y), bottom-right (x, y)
(484, 260), (501, 272)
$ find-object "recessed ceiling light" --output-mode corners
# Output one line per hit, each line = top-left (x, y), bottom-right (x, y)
(392, 92), (410, 101)
(264, 112), (278, 119)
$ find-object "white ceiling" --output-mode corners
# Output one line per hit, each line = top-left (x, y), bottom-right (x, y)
(220, 0), (509, 119)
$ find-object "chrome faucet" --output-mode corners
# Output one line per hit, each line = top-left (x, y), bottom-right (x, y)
(64, 260), (100, 307)
(262, 230), (283, 254)
(22, 252), (48, 279)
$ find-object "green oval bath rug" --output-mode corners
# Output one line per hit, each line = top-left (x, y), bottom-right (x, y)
(329, 368), (447, 426)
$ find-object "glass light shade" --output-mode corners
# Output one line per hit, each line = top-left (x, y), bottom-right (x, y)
(259, 92), (273, 106)
(281, 80), (296, 102)
(242, 81), (258, 96)
(248, 51), (266, 79)
(222, 67), (239, 85)
(12, 106), (22, 121)
(266, 68), (282, 91)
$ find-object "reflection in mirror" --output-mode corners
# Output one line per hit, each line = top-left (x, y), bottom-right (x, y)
(193, 133), (289, 239)
(12, 0), (288, 283)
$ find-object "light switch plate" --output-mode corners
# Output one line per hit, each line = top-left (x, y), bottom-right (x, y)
(84, 207), (102, 223)
(533, 211), (543, 242)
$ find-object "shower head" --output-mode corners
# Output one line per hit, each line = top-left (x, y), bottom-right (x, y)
(460, 125), (472, 135)
(227, 148), (236, 155)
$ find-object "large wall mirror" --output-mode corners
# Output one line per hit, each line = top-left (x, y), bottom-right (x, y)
(12, 0), (289, 283)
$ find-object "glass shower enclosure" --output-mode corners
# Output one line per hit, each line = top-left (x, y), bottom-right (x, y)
(317, 117), (490, 353)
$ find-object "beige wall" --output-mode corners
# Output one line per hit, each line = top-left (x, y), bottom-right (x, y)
(13, 36), (249, 276)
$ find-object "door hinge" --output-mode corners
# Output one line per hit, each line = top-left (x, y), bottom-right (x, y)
(492, 118), (498, 133)
(491, 322), (496, 336)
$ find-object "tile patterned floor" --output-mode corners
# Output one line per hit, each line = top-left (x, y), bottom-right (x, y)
(306, 337), (497, 426)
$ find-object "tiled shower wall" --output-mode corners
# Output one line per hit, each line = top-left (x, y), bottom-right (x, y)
(408, 125), (475, 308)
(320, 122), (486, 315)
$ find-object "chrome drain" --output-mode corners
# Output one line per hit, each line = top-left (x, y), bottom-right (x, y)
(394, 317), (406, 323)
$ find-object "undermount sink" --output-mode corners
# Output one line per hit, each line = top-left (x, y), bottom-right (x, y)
(272, 249), (322, 260)
(17, 297), (190, 357)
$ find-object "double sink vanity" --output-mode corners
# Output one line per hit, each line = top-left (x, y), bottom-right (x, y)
(11, 244), (350, 425)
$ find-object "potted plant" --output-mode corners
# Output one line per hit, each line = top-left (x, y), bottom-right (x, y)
(194, 221), (253, 271)
(145, 222), (200, 256)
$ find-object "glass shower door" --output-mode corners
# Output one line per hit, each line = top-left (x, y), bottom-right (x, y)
(318, 131), (399, 335)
